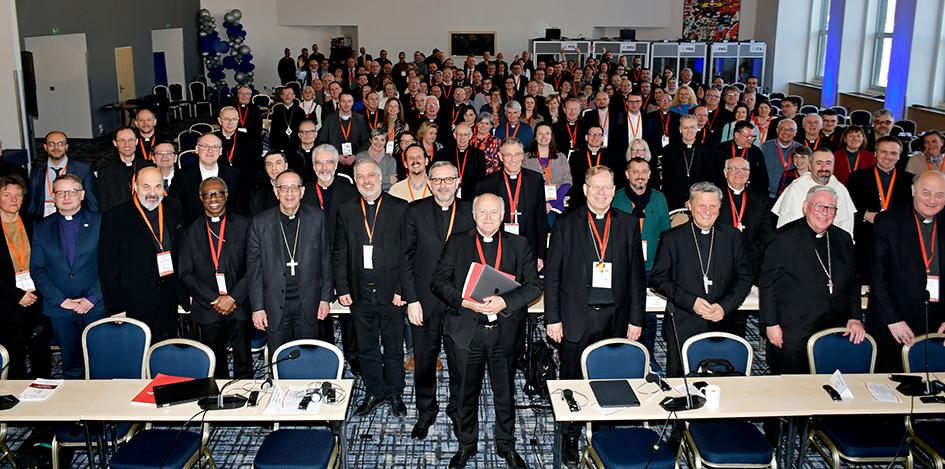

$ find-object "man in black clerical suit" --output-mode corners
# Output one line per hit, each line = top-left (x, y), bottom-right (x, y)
(99, 167), (184, 342)
(269, 87), (306, 152)
(711, 121), (768, 191)
(234, 85), (264, 141)
(290, 120), (320, 183)
(179, 177), (252, 378)
(431, 193), (541, 469)
(846, 136), (913, 283)
(661, 115), (713, 209)
(250, 151), (286, 217)
(133, 108), (159, 162)
(650, 182), (753, 376)
(566, 126), (617, 211)
(475, 138), (549, 270)
(215, 106), (259, 214)
(868, 171), (945, 372)
(98, 126), (155, 213)
(648, 91), (681, 147)
(169, 133), (242, 222)
(401, 160), (476, 440)
(760, 185), (865, 375)
(610, 91), (664, 185)
(553, 98), (582, 156)
(317, 91), (371, 179)
(436, 123), (486, 201)
(248, 170), (333, 355)
(545, 166), (647, 467)
(334, 158), (409, 418)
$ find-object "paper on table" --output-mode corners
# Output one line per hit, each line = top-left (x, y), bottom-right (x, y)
(18, 378), (64, 401)
(263, 384), (322, 414)
(865, 383), (902, 403)
(673, 384), (706, 398)
(830, 370), (854, 398)
(591, 403), (627, 415)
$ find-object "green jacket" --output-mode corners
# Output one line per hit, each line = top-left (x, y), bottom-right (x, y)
(612, 188), (671, 272)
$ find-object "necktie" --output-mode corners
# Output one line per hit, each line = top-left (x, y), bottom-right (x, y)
(53, 167), (62, 176)
(164, 179), (170, 191)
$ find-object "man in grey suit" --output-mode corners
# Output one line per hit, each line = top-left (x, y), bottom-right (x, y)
(247, 169), (334, 354)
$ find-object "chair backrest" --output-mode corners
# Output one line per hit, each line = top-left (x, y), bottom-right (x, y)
(682, 332), (753, 376)
(252, 95), (271, 108)
(82, 317), (151, 379)
(195, 75), (209, 85)
(829, 106), (847, 116)
(190, 122), (214, 134)
(153, 85), (170, 100)
(770, 99), (782, 109)
(787, 95), (804, 108)
(732, 82), (745, 91)
(769, 92), (786, 100)
(189, 82), (207, 101)
(0, 344), (8, 380)
(903, 333), (945, 373)
(581, 338), (650, 380)
(894, 119), (917, 135)
(146, 339), (215, 379)
(910, 138), (924, 153)
(168, 83), (185, 101)
(850, 110), (872, 127)
(800, 105), (820, 115)
(177, 130), (201, 152)
(669, 208), (691, 228)
(807, 327), (876, 374)
(178, 150), (198, 169)
(272, 340), (343, 380)
(250, 329), (268, 353)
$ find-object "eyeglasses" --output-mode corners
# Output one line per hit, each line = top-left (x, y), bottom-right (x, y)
(115, 138), (137, 144)
(299, 129), (317, 134)
(199, 191), (227, 200)
(808, 202), (838, 214)
(197, 143), (223, 151)
(726, 167), (750, 172)
(314, 159), (336, 166)
(46, 141), (67, 147)
(737, 132), (757, 140)
(588, 132), (604, 137)
(430, 177), (457, 184)
(155, 150), (176, 156)
(874, 120), (893, 125)
(276, 184), (302, 193)
(630, 148), (647, 153)
(220, 117), (239, 123)
(54, 189), (81, 198)
(586, 184), (615, 193)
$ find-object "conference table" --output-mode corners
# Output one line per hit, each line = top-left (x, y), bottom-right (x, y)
(0, 379), (354, 469)
(547, 374), (943, 469)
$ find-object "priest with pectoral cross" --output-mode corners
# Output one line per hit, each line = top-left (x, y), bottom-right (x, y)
(247, 169), (333, 355)
(649, 181), (753, 377)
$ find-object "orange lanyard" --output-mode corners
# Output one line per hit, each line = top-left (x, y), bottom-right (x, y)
(387, 126), (396, 141)
(848, 151), (862, 173)
(926, 158), (945, 172)
(506, 122), (520, 139)
(206, 215), (226, 272)
(456, 148), (469, 181)
(874, 167), (897, 212)
(503, 172), (523, 223)
(598, 109), (609, 132)
(538, 156), (552, 182)
(2, 216), (27, 270)
(476, 232), (502, 268)
(726, 187), (747, 228)
(777, 143), (793, 170)
(587, 210), (611, 261)
(452, 106), (463, 123)
(807, 136), (821, 149)
(339, 117), (352, 141)
(587, 151), (600, 169)
(552, 74), (562, 90)
(46, 162), (67, 201)
(915, 212), (937, 274)
(629, 113), (642, 139)
(658, 112), (669, 136)
(445, 202), (457, 241)
(139, 138), (155, 160)
(132, 195), (164, 250)
(360, 196), (383, 243)
(407, 178), (429, 201)
(367, 111), (379, 130)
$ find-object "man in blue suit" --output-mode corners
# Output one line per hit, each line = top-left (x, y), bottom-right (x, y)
(28, 131), (98, 217)
(30, 173), (105, 379)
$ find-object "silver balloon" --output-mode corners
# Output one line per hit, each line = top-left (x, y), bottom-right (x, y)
(201, 52), (209, 57)
(199, 9), (210, 16)
(234, 72), (246, 82)
(246, 71), (254, 77)
(238, 45), (251, 56)
(224, 13), (235, 23)
(230, 49), (238, 56)
(199, 31), (206, 37)
(232, 9), (242, 20)
(231, 20), (239, 26)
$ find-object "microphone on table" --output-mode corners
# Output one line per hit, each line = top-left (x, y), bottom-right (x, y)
(659, 307), (705, 412)
(646, 372), (672, 392)
(198, 349), (301, 410)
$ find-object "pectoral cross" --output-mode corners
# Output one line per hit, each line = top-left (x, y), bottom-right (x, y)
(287, 259), (298, 276)
(828, 280), (833, 295)
(703, 275), (713, 294)
(737, 223), (745, 232)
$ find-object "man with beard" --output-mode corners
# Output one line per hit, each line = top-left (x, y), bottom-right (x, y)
(28, 131), (98, 216)
(317, 91), (371, 178)
(773, 148), (856, 235)
(269, 87), (306, 152)
(133, 108), (159, 161)
(390, 145), (431, 202)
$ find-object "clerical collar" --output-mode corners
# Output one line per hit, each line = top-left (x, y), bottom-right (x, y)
(700, 229), (710, 235)
(779, 141), (793, 148)
(124, 161), (133, 167)
(594, 212), (606, 219)
(63, 214), (74, 221)
(366, 198), (376, 205)
(728, 186), (744, 195)
(815, 233), (825, 238)
(685, 143), (693, 149)
(440, 204), (450, 211)
(481, 234), (495, 243)
(210, 216), (221, 222)
(507, 173), (518, 179)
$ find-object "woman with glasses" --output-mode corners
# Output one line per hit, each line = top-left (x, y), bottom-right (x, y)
(355, 127), (398, 191)
(472, 112), (502, 174)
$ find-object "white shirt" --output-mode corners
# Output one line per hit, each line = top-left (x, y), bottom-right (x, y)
(771, 172), (857, 235)
(46, 157), (69, 200)
(199, 164), (219, 181)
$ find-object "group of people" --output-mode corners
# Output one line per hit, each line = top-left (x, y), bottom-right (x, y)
(1, 44), (944, 469)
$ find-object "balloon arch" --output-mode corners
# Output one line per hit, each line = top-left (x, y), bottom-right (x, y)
(197, 8), (256, 99)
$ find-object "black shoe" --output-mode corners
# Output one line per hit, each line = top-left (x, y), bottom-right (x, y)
(499, 449), (528, 469)
(449, 448), (477, 469)
(562, 436), (580, 468)
(411, 417), (434, 440)
(389, 395), (408, 418)
(353, 395), (384, 417)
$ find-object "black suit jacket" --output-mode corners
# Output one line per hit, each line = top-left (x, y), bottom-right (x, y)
(247, 205), (334, 327)
(715, 186), (772, 280)
(648, 110), (681, 144)
(846, 167), (914, 283)
(401, 198), (476, 318)
(553, 120), (581, 156)
(27, 159), (99, 215)
(435, 145), (487, 202)
(333, 194), (407, 305)
(316, 113), (371, 156)
(610, 112), (664, 186)
(302, 178), (359, 244)
(97, 157), (155, 214)
(168, 163), (242, 223)
(178, 212), (251, 323)
(215, 130), (260, 213)
(867, 204), (945, 348)
(565, 148), (618, 211)
(544, 207), (647, 340)
(711, 141), (769, 192)
(268, 102), (307, 152)
(660, 141), (713, 209)
(99, 197), (184, 321)
(760, 219), (860, 352)
(431, 229), (543, 356)
(236, 103), (264, 139)
(475, 169), (549, 261)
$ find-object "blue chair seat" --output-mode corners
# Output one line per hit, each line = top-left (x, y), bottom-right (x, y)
(109, 430), (201, 469)
(688, 421), (772, 465)
(254, 429), (334, 469)
(251, 329), (268, 349)
(914, 420), (945, 455)
(820, 417), (909, 458)
(591, 427), (676, 469)
(55, 422), (135, 443)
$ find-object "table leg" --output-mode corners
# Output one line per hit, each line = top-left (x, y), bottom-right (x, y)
(776, 418), (785, 468)
(553, 420), (561, 469)
(339, 419), (349, 469)
(82, 421), (98, 469)
(795, 417), (810, 469)
(784, 417), (797, 469)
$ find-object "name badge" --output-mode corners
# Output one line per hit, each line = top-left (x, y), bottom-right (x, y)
(44, 201), (57, 218)
(487, 313), (498, 322)
(157, 251), (174, 277)
(602, 135), (609, 148)
(237, 128), (247, 133)
(928, 275), (940, 302)
(662, 135), (670, 147)
(15, 270), (35, 292)
(504, 223), (520, 235)
(456, 187), (462, 199)
(216, 273), (228, 295)
(363, 245), (374, 269)
(401, 71), (407, 77)
(591, 261), (613, 289)
(544, 184), (557, 201)
(642, 240), (648, 261)
(386, 141), (395, 154)
(342, 142), (353, 155)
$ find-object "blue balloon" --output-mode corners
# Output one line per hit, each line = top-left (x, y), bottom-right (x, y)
(222, 56), (236, 68)
(243, 54), (253, 61)
(210, 31), (218, 38)
(223, 21), (231, 28)
(200, 38), (209, 45)
(200, 45), (210, 53)
(244, 63), (255, 71)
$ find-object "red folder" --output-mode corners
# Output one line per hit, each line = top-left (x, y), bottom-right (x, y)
(131, 374), (193, 405)
(462, 262), (518, 302)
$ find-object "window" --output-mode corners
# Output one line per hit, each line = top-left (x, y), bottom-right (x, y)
(815, 0), (831, 79)
(871, 0), (896, 89)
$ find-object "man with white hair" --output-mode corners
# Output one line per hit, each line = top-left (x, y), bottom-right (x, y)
(495, 101), (533, 147)
(795, 113), (827, 150)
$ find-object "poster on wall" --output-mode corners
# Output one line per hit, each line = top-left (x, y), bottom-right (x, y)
(682, 0), (741, 41)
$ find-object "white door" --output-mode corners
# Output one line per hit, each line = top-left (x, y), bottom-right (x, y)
(24, 33), (93, 138)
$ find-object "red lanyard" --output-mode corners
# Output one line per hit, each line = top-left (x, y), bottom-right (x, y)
(456, 148), (469, 181)
(339, 117), (352, 141)
(226, 133), (237, 164)
(238, 104), (248, 126)
(360, 196), (383, 243)
(587, 210), (610, 260)
(658, 112), (670, 136)
(566, 122), (578, 148)
(2, 216), (27, 270)
(476, 232), (502, 268)
(732, 143), (747, 160)
(875, 168), (897, 212)
(777, 143), (792, 171)
(46, 162), (68, 201)
(133, 195), (164, 250)
(915, 212), (937, 274)
(726, 187), (747, 228)
(206, 215), (226, 272)
(315, 184), (325, 210)
(503, 172), (523, 223)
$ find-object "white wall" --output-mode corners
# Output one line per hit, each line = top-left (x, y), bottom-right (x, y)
(0, 0), (24, 150)
(152, 28), (186, 86)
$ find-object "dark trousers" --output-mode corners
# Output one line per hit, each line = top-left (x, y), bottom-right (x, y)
(558, 305), (615, 439)
(202, 313), (252, 379)
(266, 297), (320, 361)
(319, 314), (358, 365)
(453, 324), (518, 454)
(767, 344), (809, 375)
(350, 284), (405, 399)
(411, 306), (459, 422)
(0, 304), (51, 379)
(49, 312), (105, 379)
(135, 284), (179, 343)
